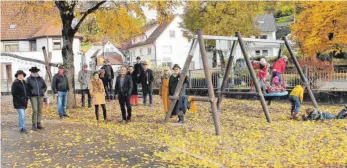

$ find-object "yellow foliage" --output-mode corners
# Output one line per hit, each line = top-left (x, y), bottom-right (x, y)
(291, 2), (347, 56)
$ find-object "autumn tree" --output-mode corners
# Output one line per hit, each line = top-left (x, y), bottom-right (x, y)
(13, 1), (180, 108)
(291, 2), (347, 60)
(180, 1), (269, 39)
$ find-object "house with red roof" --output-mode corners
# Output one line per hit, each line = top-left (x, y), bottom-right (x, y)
(1, 2), (84, 91)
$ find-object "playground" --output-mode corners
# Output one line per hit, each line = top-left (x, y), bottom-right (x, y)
(1, 95), (346, 167)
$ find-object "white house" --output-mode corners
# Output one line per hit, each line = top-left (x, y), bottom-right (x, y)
(215, 14), (280, 65)
(124, 16), (200, 69)
(85, 41), (124, 72)
(1, 3), (83, 91)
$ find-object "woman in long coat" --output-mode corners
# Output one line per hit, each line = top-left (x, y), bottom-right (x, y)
(159, 67), (171, 113)
(128, 66), (138, 105)
(89, 72), (107, 121)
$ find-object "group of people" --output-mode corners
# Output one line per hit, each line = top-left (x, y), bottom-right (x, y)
(11, 56), (191, 133)
(252, 55), (288, 94)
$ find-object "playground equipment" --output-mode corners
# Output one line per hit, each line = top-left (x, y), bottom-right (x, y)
(164, 30), (319, 136)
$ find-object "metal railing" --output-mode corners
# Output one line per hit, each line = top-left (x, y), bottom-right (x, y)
(2, 69), (347, 93)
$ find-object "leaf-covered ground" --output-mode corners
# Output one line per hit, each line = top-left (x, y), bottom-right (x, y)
(1, 95), (347, 167)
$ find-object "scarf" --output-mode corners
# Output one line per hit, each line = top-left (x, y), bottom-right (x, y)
(91, 79), (103, 93)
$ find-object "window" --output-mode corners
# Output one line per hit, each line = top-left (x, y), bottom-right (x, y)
(169, 30), (175, 38)
(9, 23), (16, 29)
(53, 39), (61, 50)
(30, 41), (37, 51)
(4, 43), (19, 52)
(260, 35), (267, 39)
(147, 48), (151, 55)
(140, 48), (143, 55)
(262, 50), (268, 56)
(255, 50), (261, 56)
(162, 46), (172, 54)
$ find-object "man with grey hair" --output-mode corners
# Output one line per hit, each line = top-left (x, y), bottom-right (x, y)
(78, 63), (92, 108)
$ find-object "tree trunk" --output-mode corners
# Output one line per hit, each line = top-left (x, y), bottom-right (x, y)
(62, 20), (77, 109)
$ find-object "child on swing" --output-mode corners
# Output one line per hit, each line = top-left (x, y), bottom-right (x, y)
(268, 76), (285, 93)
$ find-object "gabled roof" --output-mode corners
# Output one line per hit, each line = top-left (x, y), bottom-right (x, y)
(1, 1), (82, 40)
(32, 24), (82, 38)
(125, 21), (171, 49)
(255, 14), (276, 32)
(95, 52), (123, 66)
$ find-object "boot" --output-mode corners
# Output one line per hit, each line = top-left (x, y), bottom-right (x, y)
(32, 123), (38, 131)
(37, 122), (44, 130)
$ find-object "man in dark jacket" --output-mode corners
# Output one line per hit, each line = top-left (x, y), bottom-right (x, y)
(11, 70), (29, 134)
(169, 64), (189, 123)
(27, 67), (47, 130)
(133, 57), (143, 83)
(115, 66), (133, 123)
(100, 59), (114, 100)
(52, 65), (69, 119)
(141, 62), (154, 107)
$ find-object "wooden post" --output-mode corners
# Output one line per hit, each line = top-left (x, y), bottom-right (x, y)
(283, 37), (318, 109)
(42, 47), (53, 82)
(164, 39), (198, 122)
(217, 40), (238, 111)
(197, 29), (221, 136)
(236, 32), (272, 123)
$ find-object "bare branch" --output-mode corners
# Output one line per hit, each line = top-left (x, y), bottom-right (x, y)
(73, 0), (107, 33)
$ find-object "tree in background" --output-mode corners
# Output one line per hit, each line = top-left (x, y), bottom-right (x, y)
(180, 1), (266, 39)
(12, 1), (180, 107)
(291, 2), (347, 61)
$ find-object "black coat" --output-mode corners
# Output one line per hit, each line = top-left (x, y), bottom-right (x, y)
(101, 65), (114, 80)
(115, 75), (133, 96)
(141, 69), (154, 94)
(11, 79), (29, 109)
(134, 63), (143, 83)
(168, 74), (189, 96)
(169, 74), (189, 116)
(26, 75), (47, 97)
(52, 74), (69, 94)
(128, 72), (138, 95)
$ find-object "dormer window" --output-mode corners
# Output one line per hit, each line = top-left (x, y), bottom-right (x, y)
(10, 23), (16, 29)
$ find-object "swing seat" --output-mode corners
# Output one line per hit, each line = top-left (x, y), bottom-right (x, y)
(264, 91), (288, 97)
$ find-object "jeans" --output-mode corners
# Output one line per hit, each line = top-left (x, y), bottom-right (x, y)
(17, 109), (26, 129)
(119, 94), (132, 120)
(95, 104), (107, 120)
(289, 95), (301, 113)
(57, 91), (68, 116)
(322, 112), (336, 119)
(103, 79), (113, 99)
(259, 78), (267, 93)
(271, 72), (283, 85)
(81, 89), (91, 107)
(143, 93), (153, 105)
(30, 96), (43, 124)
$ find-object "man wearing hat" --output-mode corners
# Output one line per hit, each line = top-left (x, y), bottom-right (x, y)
(100, 59), (114, 100)
(134, 57), (144, 83)
(52, 65), (69, 119)
(27, 67), (47, 130)
(169, 64), (189, 123)
(140, 61), (154, 106)
(11, 70), (29, 133)
(78, 63), (92, 107)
